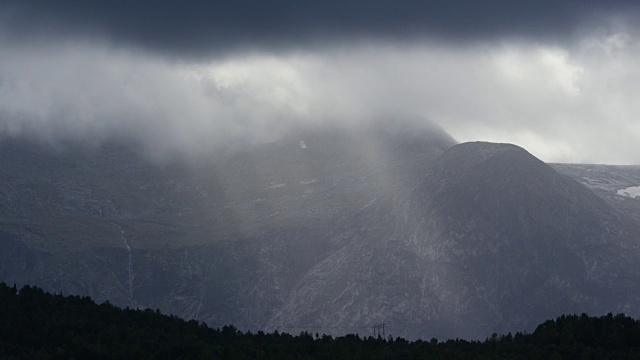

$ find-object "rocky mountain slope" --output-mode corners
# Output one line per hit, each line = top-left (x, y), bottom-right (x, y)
(397, 143), (640, 337)
(1, 123), (640, 340)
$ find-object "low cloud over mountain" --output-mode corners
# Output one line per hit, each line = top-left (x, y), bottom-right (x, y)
(2, 1), (640, 163)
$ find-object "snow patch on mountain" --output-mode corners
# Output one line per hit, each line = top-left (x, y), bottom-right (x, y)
(617, 186), (640, 199)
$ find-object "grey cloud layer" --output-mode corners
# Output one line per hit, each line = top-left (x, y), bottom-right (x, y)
(2, 0), (638, 56)
(2, 1), (640, 164)
(2, 38), (640, 164)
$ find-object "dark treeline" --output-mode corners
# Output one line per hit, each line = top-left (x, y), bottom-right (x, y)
(1, 283), (640, 359)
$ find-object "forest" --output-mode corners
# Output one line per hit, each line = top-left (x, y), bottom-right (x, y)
(1, 283), (640, 359)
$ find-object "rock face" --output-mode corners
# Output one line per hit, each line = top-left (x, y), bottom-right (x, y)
(1, 125), (640, 340)
(396, 142), (640, 338)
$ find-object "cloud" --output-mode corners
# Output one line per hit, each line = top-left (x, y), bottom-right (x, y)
(2, 3), (640, 164)
(439, 35), (640, 164)
(1, 0), (639, 57)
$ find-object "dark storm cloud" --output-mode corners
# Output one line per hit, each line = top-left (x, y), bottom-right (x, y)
(2, 0), (638, 56)
(2, 0), (640, 164)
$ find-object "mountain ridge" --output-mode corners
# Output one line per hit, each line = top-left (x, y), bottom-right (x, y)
(1, 124), (640, 339)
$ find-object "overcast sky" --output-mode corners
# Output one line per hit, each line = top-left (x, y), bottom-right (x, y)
(1, 0), (640, 163)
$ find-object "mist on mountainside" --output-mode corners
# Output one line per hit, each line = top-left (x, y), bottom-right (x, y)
(2, 118), (640, 340)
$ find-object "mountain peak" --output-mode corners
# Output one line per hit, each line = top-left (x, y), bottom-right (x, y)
(426, 141), (556, 196)
(437, 141), (542, 168)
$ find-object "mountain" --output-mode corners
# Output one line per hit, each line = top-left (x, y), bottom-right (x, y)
(394, 142), (640, 337)
(1, 123), (640, 340)
(266, 141), (640, 339)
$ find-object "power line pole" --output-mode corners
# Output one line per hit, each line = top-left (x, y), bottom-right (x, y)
(373, 323), (386, 338)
